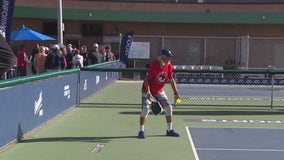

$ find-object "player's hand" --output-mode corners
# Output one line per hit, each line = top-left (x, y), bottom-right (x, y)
(174, 94), (181, 105)
(147, 92), (154, 101)
(174, 94), (181, 101)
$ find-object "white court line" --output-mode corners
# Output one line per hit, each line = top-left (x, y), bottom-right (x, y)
(196, 148), (284, 152)
(185, 126), (284, 160)
(186, 127), (200, 160)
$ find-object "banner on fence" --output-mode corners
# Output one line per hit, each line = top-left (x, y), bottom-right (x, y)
(119, 32), (133, 65)
(0, 0), (15, 41)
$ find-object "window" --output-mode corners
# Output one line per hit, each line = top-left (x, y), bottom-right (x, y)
(42, 22), (57, 35)
(81, 23), (103, 36)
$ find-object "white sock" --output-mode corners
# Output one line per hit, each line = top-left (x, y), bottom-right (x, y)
(167, 123), (173, 131)
(140, 125), (145, 131)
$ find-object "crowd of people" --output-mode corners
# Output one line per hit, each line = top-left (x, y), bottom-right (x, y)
(13, 42), (116, 77)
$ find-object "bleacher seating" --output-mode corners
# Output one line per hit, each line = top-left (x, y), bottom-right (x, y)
(174, 65), (224, 78)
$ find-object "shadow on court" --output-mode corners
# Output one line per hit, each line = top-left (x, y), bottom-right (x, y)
(19, 136), (112, 143)
(19, 135), (165, 143)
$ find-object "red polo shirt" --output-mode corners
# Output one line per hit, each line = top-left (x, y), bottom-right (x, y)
(142, 60), (173, 94)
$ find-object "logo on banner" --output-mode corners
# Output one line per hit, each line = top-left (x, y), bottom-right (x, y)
(34, 91), (43, 117)
(84, 79), (88, 90)
(64, 85), (71, 99)
(96, 75), (100, 84)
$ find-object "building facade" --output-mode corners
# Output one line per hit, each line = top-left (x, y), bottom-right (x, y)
(13, 0), (284, 68)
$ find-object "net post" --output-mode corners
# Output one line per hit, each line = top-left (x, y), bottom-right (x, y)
(270, 73), (274, 109)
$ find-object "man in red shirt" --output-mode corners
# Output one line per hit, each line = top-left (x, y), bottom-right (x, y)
(138, 49), (181, 139)
(17, 44), (28, 76)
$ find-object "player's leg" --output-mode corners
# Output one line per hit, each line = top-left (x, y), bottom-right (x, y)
(138, 92), (151, 139)
(155, 91), (180, 137)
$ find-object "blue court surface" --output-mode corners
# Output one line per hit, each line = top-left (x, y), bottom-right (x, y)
(186, 127), (284, 160)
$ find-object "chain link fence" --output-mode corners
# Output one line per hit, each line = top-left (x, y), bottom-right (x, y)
(80, 67), (284, 109)
(133, 36), (284, 71)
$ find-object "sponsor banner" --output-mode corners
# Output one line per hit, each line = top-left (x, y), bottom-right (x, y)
(0, 0), (15, 41)
(119, 32), (133, 65)
(0, 73), (78, 149)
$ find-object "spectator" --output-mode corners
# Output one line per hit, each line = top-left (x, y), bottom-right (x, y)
(87, 43), (102, 64)
(33, 46), (47, 74)
(30, 43), (40, 74)
(45, 44), (65, 72)
(100, 47), (106, 62)
(79, 44), (88, 66)
(58, 43), (68, 69)
(17, 44), (28, 76)
(65, 43), (73, 69)
(105, 46), (115, 61)
(72, 49), (84, 68)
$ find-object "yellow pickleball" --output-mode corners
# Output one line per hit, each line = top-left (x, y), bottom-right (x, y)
(176, 98), (181, 104)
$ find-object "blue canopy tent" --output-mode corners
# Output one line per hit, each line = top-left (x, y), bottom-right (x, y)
(10, 26), (56, 41)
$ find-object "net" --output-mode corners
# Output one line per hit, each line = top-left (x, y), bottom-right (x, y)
(79, 67), (284, 109)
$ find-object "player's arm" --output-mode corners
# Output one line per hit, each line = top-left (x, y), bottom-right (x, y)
(170, 77), (180, 100)
(168, 64), (180, 100)
(143, 75), (153, 100)
(0, 35), (16, 74)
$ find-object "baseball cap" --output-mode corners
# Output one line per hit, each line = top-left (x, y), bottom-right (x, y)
(52, 44), (60, 50)
(161, 49), (174, 57)
(93, 43), (99, 48)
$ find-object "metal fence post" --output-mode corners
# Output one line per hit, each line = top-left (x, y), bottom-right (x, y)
(270, 73), (274, 109)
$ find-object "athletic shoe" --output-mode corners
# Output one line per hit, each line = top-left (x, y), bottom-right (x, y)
(138, 131), (145, 139)
(166, 130), (180, 137)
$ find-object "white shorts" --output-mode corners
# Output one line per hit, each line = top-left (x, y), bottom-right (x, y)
(141, 91), (171, 110)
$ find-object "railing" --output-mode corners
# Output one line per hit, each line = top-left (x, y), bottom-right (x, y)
(89, 0), (284, 4)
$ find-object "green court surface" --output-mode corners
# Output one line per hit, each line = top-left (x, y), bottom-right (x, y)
(1, 81), (284, 160)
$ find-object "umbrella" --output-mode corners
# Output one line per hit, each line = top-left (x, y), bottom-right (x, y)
(10, 26), (56, 41)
